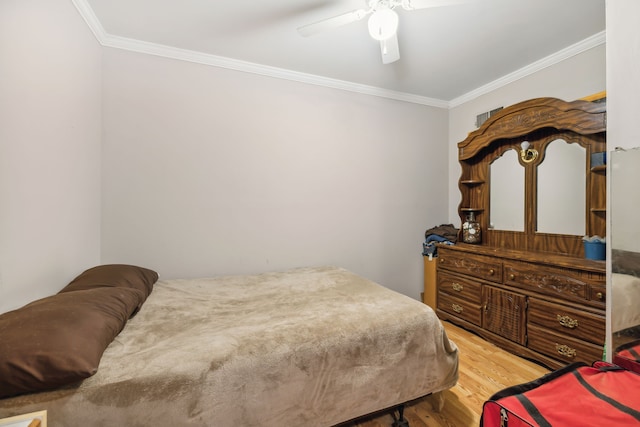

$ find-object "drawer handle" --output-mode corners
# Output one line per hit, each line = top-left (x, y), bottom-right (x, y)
(439, 258), (445, 263)
(557, 314), (579, 329)
(555, 344), (577, 358)
(596, 292), (604, 300)
(451, 282), (464, 292)
(508, 273), (515, 280)
(488, 269), (495, 276)
(451, 303), (463, 314)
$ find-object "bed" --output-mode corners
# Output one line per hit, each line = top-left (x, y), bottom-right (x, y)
(612, 249), (640, 334)
(0, 265), (458, 426)
(611, 249), (640, 369)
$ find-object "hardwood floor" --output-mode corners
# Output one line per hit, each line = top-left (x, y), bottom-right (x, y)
(347, 321), (550, 427)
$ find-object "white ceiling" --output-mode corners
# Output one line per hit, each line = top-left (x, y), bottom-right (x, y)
(77, 0), (605, 106)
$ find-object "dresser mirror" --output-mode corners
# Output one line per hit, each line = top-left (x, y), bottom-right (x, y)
(536, 139), (586, 235)
(489, 138), (586, 236)
(610, 147), (640, 361)
(489, 149), (524, 231)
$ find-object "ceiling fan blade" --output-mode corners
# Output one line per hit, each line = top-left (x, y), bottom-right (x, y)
(402, 0), (473, 10)
(380, 34), (400, 64)
(297, 9), (368, 37)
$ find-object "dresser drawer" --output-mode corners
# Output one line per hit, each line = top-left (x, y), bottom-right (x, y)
(437, 271), (482, 302)
(437, 291), (482, 326)
(438, 250), (502, 283)
(528, 324), (604, 365)
(589, 285), (606, 304)
(528, 298), (605, 344)
(503, 260), (589, 302)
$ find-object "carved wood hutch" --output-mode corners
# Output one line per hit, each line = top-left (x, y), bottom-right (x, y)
(437, 97), (607, 369)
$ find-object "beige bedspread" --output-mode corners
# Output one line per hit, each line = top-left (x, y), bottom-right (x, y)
(0, 266), (458, 426)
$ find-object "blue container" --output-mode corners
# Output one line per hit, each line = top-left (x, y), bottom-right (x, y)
(591, 151), (607, 167)
(584, 241), (606, 260)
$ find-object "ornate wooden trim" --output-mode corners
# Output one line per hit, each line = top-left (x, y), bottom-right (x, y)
(458, 97), (606, 161)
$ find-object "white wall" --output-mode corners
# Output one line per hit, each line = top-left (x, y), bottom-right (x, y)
(607, 1), (640, 152)
(605, 0), (640, 358)
(606, 0), (640, 253)
(0, 0), (102, 313)
(100, 48), (449, 299)
(447, 45), (606, 223)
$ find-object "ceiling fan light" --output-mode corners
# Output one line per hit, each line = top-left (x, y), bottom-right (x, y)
(367, 9), (399, 41)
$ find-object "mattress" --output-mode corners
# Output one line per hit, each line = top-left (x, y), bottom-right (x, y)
(612, 272), (640, 333)
(0, 266), (458, 426)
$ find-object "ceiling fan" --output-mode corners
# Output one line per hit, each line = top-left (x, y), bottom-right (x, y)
(297, 0), (471, 64)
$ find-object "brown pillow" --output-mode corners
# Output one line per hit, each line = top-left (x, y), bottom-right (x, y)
(59, 264), (159, 308)
(0, 287), (145, 399)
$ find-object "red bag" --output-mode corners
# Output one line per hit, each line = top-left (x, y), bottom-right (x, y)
(480, 362), (640, 426)
(614, 340), (640, 374)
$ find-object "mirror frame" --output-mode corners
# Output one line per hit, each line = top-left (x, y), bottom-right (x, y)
(456, 97), (606, 257)
(535, 138), (587, 235)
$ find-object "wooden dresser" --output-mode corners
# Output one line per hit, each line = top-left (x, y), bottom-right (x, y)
(440, 97), (607, 370)
(437, 244), (605, 369)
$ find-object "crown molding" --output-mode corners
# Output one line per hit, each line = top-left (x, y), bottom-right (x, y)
(448, 31), (606, 108)
(70, 0), (447, 108)
(99, 33), (451, 108)
(71, 0), (108, 41)
(72, 0), (604, 110)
